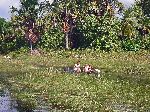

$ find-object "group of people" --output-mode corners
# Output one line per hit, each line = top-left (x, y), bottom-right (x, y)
(73, 61), (97, 74)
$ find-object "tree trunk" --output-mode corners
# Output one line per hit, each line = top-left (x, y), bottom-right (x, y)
(65, 32), (69, 49)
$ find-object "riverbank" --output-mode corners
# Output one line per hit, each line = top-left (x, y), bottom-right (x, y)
(0, 50), (150, 111)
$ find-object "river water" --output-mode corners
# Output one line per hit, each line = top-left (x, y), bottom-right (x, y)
(0, 88), (50, 112)
(0, 89), (17, 112)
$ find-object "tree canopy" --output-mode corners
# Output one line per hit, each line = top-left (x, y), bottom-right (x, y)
(0, 0), (150, 53)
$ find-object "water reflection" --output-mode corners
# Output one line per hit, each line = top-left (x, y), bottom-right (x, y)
(0, 89), (18, 112)
(0, 88), (51, 112)
(63, 67), (74, 73)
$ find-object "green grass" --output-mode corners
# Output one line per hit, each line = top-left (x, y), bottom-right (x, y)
(0, 50), (150, 111)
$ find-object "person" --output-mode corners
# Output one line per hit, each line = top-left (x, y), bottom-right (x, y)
(83, 64), (93, 73)
(73, 61), (81, 73)
(83, 64), (101, 77)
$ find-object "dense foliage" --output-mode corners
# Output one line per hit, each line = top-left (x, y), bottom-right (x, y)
(0, 0), (150, 53)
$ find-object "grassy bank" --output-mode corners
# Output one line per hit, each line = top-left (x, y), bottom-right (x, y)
(0, 50), (150, 111)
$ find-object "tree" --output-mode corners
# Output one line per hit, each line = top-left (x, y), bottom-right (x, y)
(0, 17), (7, 40)
(140, 0), (150, 17)
(11, 0), (40, 51)
(0, 17), (17, 53)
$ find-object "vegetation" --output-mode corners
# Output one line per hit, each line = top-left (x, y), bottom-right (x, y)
(140, 0), (150, 17)
(0, 50), (150, 111)
(0, 0), (150, 53)
(0, 0), (150, 111)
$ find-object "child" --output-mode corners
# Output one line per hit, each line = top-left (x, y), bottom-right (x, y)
(83, 64), (93, 73)
(83, 64), (101, 77)
(73, 61), (81, 73)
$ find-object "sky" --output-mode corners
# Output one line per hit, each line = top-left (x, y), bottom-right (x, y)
(0, 0), (135, 20)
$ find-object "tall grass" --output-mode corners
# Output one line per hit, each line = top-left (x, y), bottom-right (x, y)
(0, 50), (150, 111)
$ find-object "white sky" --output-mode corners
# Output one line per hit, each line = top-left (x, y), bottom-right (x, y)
(0, 0), (135, 20)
